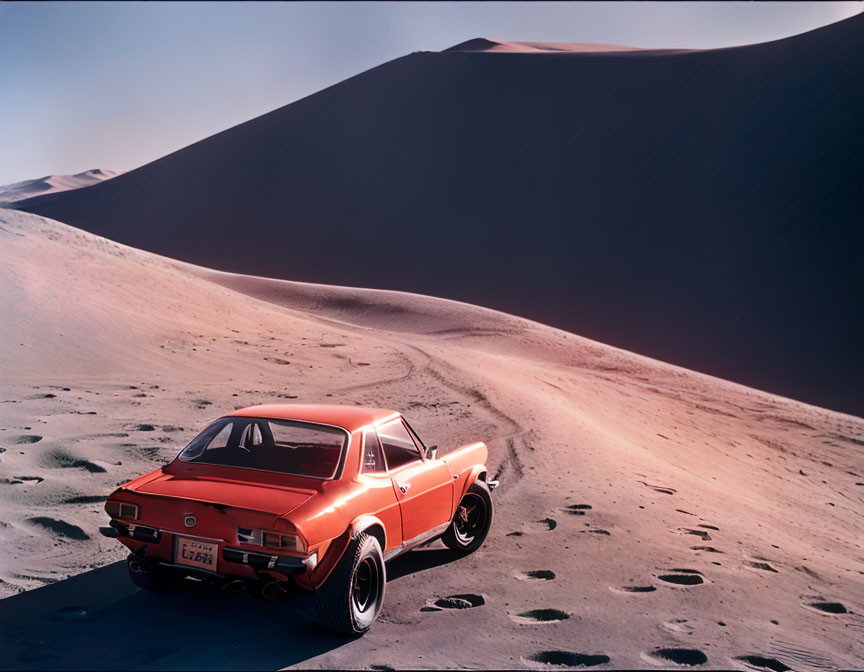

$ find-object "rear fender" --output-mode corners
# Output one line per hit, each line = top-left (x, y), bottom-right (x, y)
(302, 514), (386, 590)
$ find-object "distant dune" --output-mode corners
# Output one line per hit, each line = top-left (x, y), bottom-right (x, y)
(0, 169), (121, 204)
(11, 14), (864, 415)
(444, 38), (647, 53)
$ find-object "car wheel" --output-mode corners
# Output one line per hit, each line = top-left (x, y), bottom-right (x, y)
(442, 480), (493, 554)
(314, 532), (386, 636)
(127, 554), (184, 592)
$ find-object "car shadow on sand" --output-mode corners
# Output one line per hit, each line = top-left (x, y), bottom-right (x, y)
(386, 546), (464, 581)
(0, 560), (348, 670)
(0, 547), (464, 670)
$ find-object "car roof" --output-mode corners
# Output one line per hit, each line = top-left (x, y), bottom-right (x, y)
(224, 404), (401, 432)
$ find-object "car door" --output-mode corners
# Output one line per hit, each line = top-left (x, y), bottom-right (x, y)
(358, 428), (404, 552)
(376, 417), (454, 544)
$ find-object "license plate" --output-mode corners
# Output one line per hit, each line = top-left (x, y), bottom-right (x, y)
(175, 537), (218, 571)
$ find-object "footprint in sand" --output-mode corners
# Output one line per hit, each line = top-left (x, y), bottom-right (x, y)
(516, 570), (556, 581)
(521, 651), (610, 668)
(801, 600), (848, 615)
(734, 655), (791, 672)
(680, 528), (712, 541)
(27, 517), (90, 541)
(663, 619), (694, 635)
(423, 594), (485, 611)
(641, 647), (707, 666)
(509, 608), (570, 624)
(657, 569), (706, 586)
(44, 449), (107, 474)
(747, 560), (778, 573)
(13, 475), (44, 484)
(610, 585), (657, 594)
(513, 518), (557, 534)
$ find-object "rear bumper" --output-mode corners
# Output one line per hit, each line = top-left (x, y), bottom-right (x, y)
(222, 547), (305, 573)
(101, 520), (161, 543)
(102, 519), (307, 579)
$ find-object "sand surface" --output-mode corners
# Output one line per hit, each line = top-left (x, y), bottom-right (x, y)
(0, 169), (120, 204)
(12, 14), (864, 416)
(0, 208), (862, 670)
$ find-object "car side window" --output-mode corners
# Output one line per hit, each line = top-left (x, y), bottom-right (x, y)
(209, 423), (233, 450)
(377, 418), (422, 470)
(362, 430), (387, 474)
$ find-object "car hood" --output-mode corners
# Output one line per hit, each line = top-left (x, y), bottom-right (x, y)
(127, 472), (316, 516)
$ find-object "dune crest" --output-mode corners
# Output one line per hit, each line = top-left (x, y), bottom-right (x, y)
(443, 37), (645, 53)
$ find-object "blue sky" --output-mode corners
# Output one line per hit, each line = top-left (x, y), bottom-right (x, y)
(0, 2), (859, 185)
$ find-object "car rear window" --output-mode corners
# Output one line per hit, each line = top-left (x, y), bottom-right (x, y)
(178, 417), (347, 479)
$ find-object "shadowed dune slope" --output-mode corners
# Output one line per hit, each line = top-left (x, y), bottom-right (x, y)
(12, 15), (864, 415)
(0, 209), (863, 669)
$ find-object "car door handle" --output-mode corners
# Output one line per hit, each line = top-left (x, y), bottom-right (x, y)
(397, 482), (411, 494)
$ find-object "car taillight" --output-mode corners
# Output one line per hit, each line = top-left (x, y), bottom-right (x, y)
(106, 500), (139, 520)
(262, 531), (304, 553)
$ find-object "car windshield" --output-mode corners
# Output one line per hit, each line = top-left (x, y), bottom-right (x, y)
(177, 416), (347, 479)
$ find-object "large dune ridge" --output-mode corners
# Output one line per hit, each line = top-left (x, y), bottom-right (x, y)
(11, 14), (864, 417)
(0, 208), (861, 670)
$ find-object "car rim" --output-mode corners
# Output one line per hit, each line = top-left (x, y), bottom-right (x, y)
(352, 556), (379, 614)
(454, 493), (486, 545)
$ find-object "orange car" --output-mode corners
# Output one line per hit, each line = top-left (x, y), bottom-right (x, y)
(99, 404), (496, 634)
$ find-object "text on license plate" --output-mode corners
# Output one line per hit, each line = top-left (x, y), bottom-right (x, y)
(175, 537), (218, 571)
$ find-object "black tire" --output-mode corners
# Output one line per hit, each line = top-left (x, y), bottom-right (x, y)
(127, 554), (184, 592)
(314, 533), (386, 636)
(442, 480), (493, 554)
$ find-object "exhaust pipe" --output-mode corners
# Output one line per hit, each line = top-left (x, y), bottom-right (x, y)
(261, 581), (287, 600)
(222, 579), (247, 595)
(99, 525), (120, 538)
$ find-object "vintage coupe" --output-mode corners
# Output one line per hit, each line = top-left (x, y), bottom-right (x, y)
(100, 405), (495, 634)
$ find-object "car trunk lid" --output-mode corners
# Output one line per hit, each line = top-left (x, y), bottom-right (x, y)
(128, 471), (316, 516)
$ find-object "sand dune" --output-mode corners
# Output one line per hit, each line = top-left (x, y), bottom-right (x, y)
(10, 14), (864, 416)
(0, 208), (862, 670)
(443, 38), (647, 53)
(0, 169), (121, 204)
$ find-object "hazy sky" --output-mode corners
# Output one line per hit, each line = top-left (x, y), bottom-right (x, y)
(1, 2), (860, 185)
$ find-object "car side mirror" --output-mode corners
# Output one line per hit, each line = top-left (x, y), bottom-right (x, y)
(425, 445), (438, 460)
